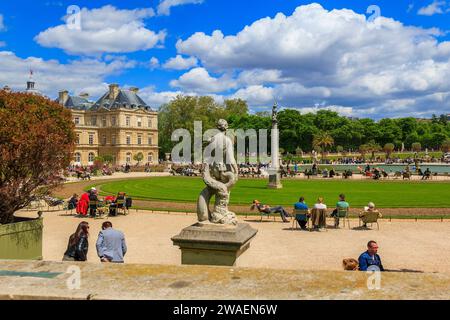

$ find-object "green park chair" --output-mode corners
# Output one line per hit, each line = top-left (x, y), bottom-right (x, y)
(359, 211), (381, 230)
(291, 209), (311, 231)
(116, 198), (128, 215)
(334, 207), (350, 229)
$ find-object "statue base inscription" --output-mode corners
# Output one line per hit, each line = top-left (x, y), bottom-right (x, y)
(172, 223), (257, 266)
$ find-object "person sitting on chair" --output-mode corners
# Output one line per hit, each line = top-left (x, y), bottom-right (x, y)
(329, 168), (336, 178)
(294, 197), (309, 230)
(359, 202), (382, 228)
(88, 188), (99, 218)
(422, 168), (431, 180)
(68, 194), (78, 211)
(312, 197), (327, 210)
(330, 194), (349, 227)
(251, 200), (290, 222)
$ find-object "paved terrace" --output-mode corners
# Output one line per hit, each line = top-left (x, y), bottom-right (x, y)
(0, 260), (449, 300)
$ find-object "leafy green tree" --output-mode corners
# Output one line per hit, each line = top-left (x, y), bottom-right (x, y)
(313, 132), (334, 162)
(411, 142), (422, 153)
(441, 139), (450, 153)
(383, 143), (395, 159)
(133, 152), (144, 165)
(101, 154), (114, 164)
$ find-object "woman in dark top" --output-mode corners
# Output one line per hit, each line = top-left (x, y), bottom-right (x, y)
(63, 221), (89, 261)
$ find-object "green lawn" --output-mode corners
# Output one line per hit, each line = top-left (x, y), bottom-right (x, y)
(96, 177), (450, 208)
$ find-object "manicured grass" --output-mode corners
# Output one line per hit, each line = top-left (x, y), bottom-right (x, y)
(96, 177), (450, 208)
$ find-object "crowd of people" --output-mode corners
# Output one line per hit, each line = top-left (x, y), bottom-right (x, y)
(251, 193), (382, 230)
(69, 188), (132, 218)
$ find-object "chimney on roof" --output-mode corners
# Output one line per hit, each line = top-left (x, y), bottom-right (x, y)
(129, 87), (139, 94)
(58, 90), (69, 105)
(109, 84), (120, 100)
(3, 85), (11, 92)
(79, 92), (90, 99)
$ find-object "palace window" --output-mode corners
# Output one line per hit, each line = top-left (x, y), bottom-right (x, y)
(76, 134), (80, 145)
(147, 153), (153, 163)
(137, 135), (142, 145)
(88, 134), (94, 145)
(102, 135), (107, 145)
(91, 116), (97, 126)
(126, 152), (132, 163)
(147, 117), (152, 128)
(111, 134), (116, 146)
(126, 135), (131, 145)
(74, 117), (80, 125)
(102, 116), (107, 127)
(88, 152), (95, 163)
(148, 136), (152, 146)
(111, 116), (116, 126)
(74, 153), (81, 163)
(126, 116), (131, 127)
(137, 117), (142, 127)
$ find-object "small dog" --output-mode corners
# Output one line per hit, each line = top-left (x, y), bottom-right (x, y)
(342, 258), (359, 271)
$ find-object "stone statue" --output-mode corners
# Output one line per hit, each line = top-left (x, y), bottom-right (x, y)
(197, 119), (239, 226)
(272, 103), (278, 124)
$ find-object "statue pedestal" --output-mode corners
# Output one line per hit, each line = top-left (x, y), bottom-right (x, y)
(171, 223), (257, 266)
(267, 173), (283, 189)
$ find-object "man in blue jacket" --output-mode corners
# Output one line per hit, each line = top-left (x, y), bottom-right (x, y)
(359, 240), (384, 271)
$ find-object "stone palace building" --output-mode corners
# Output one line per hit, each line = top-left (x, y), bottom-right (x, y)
(58, 84), (159, 166)
(3, 76), (159, 166)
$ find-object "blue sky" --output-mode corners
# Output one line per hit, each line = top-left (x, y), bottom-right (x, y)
(1, 0), (450, 118)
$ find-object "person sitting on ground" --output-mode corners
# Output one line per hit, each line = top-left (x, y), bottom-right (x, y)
(359, 202), (382, 228)
(330, 194), (350, 227)
(342, 258), (359, 271)
(251, 200), (291, 222)
(96, 221), (127, 263)
(68, 194), (78, 210)
(63, 221), (89, 262)
(358, 240), (385, 271)
(293, 197), (310, 230)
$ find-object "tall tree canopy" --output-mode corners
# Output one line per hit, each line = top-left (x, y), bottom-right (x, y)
(158, 95), (450, 158)
(0, 91), (76, 224)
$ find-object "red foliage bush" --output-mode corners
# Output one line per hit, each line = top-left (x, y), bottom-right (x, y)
(0, 90), (76, 224)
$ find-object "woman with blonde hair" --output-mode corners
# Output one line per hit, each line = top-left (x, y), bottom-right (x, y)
(313, 197), (327, 210)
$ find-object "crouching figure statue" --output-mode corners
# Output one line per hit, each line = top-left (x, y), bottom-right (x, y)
(197, 119), (238, 226)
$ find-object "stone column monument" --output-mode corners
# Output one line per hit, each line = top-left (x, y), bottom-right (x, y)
(172, 119), (257, 266)
(267, 103), (283, 189)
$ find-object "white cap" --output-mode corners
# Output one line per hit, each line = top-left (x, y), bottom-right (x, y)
(368, 202), (375, 208)
(91, 187), (97, 191)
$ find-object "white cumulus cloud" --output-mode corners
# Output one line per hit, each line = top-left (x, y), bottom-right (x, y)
(157, 0), (204, 16)
(35, 5), (166, 55)
(0, 51), (135, 98)
(163, 55), (198, 70)
(418, 1), (449, 16)
(170, 67), (236, 93)
(172, 3), (450, 117)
